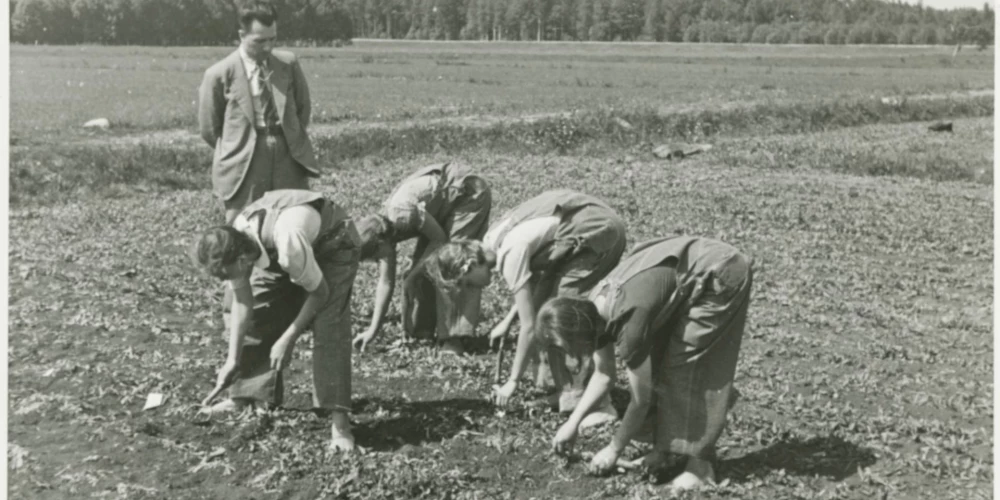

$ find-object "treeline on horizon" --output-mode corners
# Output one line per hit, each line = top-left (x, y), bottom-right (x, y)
(10, 0), (995, 47)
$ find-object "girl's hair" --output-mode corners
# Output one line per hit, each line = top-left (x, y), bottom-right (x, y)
(418, 239), (485, 292)
(356, 214), (393, 261)
(536, 296), (604, 356)
(191, 226), (258, 278)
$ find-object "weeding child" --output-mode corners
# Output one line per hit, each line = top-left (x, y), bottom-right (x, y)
(352, 162), (492, 356)
(417, 189), (627, 427)
(192, 189), (360, 452)
(543, 235), (753, 490)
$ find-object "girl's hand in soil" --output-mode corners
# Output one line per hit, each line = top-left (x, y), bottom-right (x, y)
(270, 336), (295, 371)
(552, 421), (578, 455)
(353, 328), (377, 352)
(492, 379), (518, 407)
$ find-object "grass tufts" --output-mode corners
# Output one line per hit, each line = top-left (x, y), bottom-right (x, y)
(10, 143), (207, 205)
(10, 94), (993, 205)
(315, 94), (993, 163)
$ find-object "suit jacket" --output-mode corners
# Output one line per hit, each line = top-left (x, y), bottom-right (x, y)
(198, 49), (320, 201)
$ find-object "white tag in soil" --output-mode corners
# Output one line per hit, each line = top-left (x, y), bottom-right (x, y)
(143, 393), (167, 411)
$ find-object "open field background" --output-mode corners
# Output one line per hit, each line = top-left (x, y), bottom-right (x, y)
(7, 41), (994, 499)
(10, 42), (994, 136)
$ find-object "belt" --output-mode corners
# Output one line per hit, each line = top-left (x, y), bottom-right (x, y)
(256, 124), (283, 136)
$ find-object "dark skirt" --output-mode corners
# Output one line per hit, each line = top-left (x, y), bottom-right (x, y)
(650, 252), (753, 458)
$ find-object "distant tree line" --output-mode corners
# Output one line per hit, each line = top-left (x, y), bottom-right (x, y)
(9, 0), (354, 45)
(10, 0), (995, 46)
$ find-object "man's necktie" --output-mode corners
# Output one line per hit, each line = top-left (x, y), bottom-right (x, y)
(256, 63), (280, 128)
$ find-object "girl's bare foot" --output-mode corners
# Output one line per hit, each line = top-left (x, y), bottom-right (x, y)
(668, 457), (715, 490)
(329, 411), (355, 453)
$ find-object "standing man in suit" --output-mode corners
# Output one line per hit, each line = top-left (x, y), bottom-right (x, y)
(199, 0), (320, 223)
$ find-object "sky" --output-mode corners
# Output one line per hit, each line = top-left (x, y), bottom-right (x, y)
(896, 0), (994, 10)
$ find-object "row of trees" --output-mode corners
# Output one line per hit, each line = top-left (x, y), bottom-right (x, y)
(10, 0), (354, 44)
(384, 0), (994, 44)
(11, 0), (995, 46)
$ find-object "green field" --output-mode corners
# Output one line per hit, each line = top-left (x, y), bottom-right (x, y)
(7, 41), (994, 499)
(10, 42), (994, 136)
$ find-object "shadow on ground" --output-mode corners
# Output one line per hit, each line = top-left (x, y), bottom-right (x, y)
(718, 434), (877, 482)
(352, 397), (495, 451)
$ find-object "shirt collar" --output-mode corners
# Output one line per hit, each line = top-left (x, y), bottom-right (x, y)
(238, 45), (269, 73)
(238, 45), (255, 68)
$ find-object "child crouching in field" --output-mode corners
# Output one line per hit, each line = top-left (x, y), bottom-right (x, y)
(544, 235), (753, 490)
(351, 162), (492, 356)
(416, 189), (626, 427)
(192, 189), (360, 452)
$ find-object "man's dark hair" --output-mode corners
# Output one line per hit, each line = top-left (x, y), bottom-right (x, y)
(236, 0), (279, 31)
